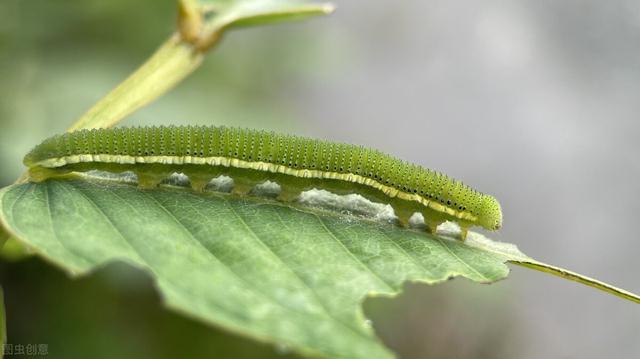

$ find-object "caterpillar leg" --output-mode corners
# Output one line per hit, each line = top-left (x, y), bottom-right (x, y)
(388, 197), (424, 229)
(189, 174), (213, 192)
(190, 179), (208, 192)
(28, 167), (71, 182)
(393, 206), (415, 229)
(459, 226), (469, 241)
(231, 181), (253, 196)
(424, 218), (444, 237)
(136, 172), (162, 189)
(232, 175), (267, 196)
(277, 187), (301, 203)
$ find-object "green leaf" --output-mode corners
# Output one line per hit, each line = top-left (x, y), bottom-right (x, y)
(178, 0), (335, 50)
(197, 0), (335, 31)
(0, 179), (637, 359)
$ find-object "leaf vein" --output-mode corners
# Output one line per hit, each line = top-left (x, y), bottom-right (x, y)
(43, 182), (91, 269)
(144, 190), (373, 344)
(223, 197), (374, 342)
(435, 237), (489, 282)
(378, 229), (437, 278)
(312, 214), (395, 291)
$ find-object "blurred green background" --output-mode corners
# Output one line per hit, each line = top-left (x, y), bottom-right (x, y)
(1, 0), (639, 358)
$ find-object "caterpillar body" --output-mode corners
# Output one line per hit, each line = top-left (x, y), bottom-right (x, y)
(24, 126), (503, 240)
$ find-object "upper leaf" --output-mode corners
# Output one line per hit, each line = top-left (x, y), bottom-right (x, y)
(198, 0), (334, 29)
(181, 0), (335, 49)
(0, 179), (523, 359)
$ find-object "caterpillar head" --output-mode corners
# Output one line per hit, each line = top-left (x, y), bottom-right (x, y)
(23, 134), (62, 168)
(477, 195), (503, 231)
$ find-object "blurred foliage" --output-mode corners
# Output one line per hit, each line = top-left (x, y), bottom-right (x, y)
(0, 259), (303, 359)
(366, 281), (518, 359)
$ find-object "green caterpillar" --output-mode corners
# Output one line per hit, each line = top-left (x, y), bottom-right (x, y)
(24, 125), (502, 240)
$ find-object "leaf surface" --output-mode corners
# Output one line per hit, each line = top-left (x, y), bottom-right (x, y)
(0, 179), (636, 358)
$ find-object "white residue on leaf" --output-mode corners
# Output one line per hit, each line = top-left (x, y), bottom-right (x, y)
(162, 172), (191, 187)
(206, 175), (234, 193)
(84, 170), (138, 184)
(251, 180), (281, 198)
(298, 188), (397, 223)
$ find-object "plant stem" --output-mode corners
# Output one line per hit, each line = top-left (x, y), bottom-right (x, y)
(68, 33), (205, 131)
(512, 260), (640, 304)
